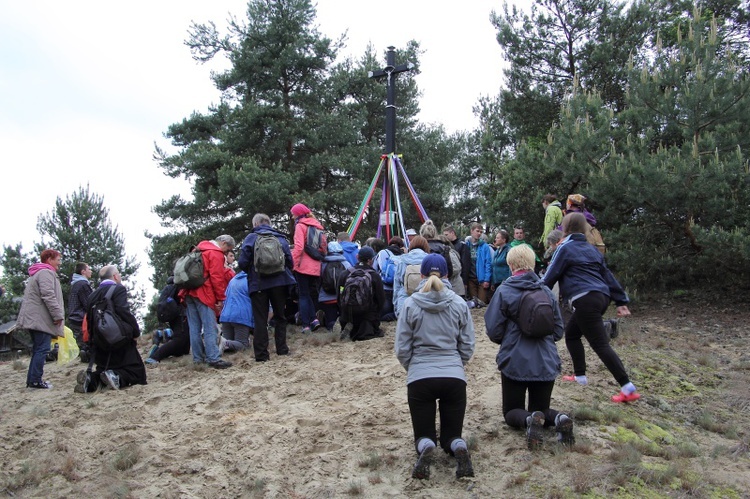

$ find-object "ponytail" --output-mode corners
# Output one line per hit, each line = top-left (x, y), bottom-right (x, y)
(420, 274), (444, 293)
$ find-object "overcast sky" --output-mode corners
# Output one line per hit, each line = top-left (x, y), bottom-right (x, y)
(0, 0), (525, 300)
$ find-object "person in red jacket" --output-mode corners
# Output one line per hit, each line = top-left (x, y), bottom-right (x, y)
(290, 203), (327, 334)
(181, 235), (236, 369)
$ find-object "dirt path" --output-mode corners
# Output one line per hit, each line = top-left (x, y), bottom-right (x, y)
(1, 299), (748, 497)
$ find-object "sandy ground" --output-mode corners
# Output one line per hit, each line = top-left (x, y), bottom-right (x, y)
(1, 300), (749, 498)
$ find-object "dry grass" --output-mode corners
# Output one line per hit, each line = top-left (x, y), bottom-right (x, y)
(110, 443), (140, 472)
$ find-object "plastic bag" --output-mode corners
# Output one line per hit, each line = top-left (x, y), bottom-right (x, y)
(53, 326), (80, 364)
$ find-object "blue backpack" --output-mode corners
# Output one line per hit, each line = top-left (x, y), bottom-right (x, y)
(380, 250), (396, 285)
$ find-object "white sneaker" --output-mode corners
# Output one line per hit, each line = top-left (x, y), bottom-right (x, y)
(219, 336), (228, 354)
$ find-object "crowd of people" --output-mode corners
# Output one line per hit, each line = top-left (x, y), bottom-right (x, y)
(16, 193), (639, 480)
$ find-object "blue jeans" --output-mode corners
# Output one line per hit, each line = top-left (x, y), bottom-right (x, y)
(27, 330), (51, 385)
(294, 272), (319, 327)
(185, 296), (221, 363)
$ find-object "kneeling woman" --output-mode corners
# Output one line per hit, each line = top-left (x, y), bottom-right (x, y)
(485, 245), (574, 450)
(395, 254), (475, 480)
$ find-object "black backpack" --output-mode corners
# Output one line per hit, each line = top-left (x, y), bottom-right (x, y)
(321, 260), (346, 294)
(156, 282), (181, 324)
(304, 226), (326, 261)
(341, 268), (373, 312)
(92, 286), (134, 351)
(504, 287), (556, 338)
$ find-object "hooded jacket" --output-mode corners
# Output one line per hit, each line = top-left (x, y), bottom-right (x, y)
(484, 271), (563, 381)
(17, 263), (64, 337)
(68, 273), (93, 323)
(541, 200), (564, 245)
(319, 252), (352, 302)
(219, 271), (255, 328)
(392, 248), (428, 317)
(490, 244), (511, 287)
(339, 241), (359, 267)
(542, 233), (628, 306)
(292, 216), (327, 276)
(181, 240), (230, 310)
(468, 238), (492, 283)
(237, 224), (297, 294)
(395, 282), (474, 385)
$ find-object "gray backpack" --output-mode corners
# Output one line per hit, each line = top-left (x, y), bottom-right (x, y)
(254, 233), (286, 276)
(173, 250), (205, 289)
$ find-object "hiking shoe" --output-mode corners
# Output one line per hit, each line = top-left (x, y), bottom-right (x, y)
(555, 414), (575, 446)
(411, 445), (434, 480)
(612, 391), (641, 403)
(340, 323), (353, 341)
(454, 447), (474, 478)
(474, 298), (487, 308)
(332, 322), (342, 337)
(316, 310), (326, 325)
(607, 319), (620, 340)
(301, 327), (312, 335)
(27, 380), (52, 389)
(310, 319), (322, 332)
(100, 370), (120, 390)
(144, 358), (159, 367)
(208, 359), (233, 369)
(219, 336), (228, 354)
(74, 370), (92, 393)
(526, 411), (545, 450)
(147, 344), (159, 359)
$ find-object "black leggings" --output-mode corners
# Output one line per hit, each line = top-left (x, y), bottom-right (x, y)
(501, 373), (559, 428)
(407, 377), (467, 455)
(566, 291), (629, 386)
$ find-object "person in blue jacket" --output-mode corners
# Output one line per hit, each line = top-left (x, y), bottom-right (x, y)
(485, 244), (573, 450)
(219, 271), (254, 352)
(238, 213), (297, 362)
(466, 223), (492, 306)
(318, 242), (352, 331)
(337, 231), (360, 266)
(542, 212), (639, 404)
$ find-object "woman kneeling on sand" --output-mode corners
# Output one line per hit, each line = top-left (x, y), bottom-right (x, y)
(395, 254), (476, 480)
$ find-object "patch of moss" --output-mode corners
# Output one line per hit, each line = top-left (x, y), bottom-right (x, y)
(708, 487), (743, 499)
(611, 427), (665, 456)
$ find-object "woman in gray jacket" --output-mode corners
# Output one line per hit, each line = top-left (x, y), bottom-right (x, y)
(395, 254), (475, 480)
(17, 249), (65, 389)
(484, 245), (574, 450)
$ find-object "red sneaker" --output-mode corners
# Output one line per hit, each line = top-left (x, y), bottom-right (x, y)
(562, 375), (577, 382)
(612, 391), (641, 403)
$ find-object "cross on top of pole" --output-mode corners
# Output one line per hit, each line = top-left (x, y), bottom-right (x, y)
(368, 46), (415, 155)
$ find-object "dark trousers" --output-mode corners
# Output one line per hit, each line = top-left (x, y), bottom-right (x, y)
(251, 286), (289, 361)
(467, 279), (488, 303)
(69, 320), (86, 350)
(294, 272), (320, 327)
(340, 306), (382, 341)
(407, 377), (467, 455)
(151, 316), (190, 361)
(501, 373), (559, 428)
(320, 301), (339, 330)
(27, 330), (51, 385)
(566, 291), (629, 386)
(380, 289), (396, 321)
